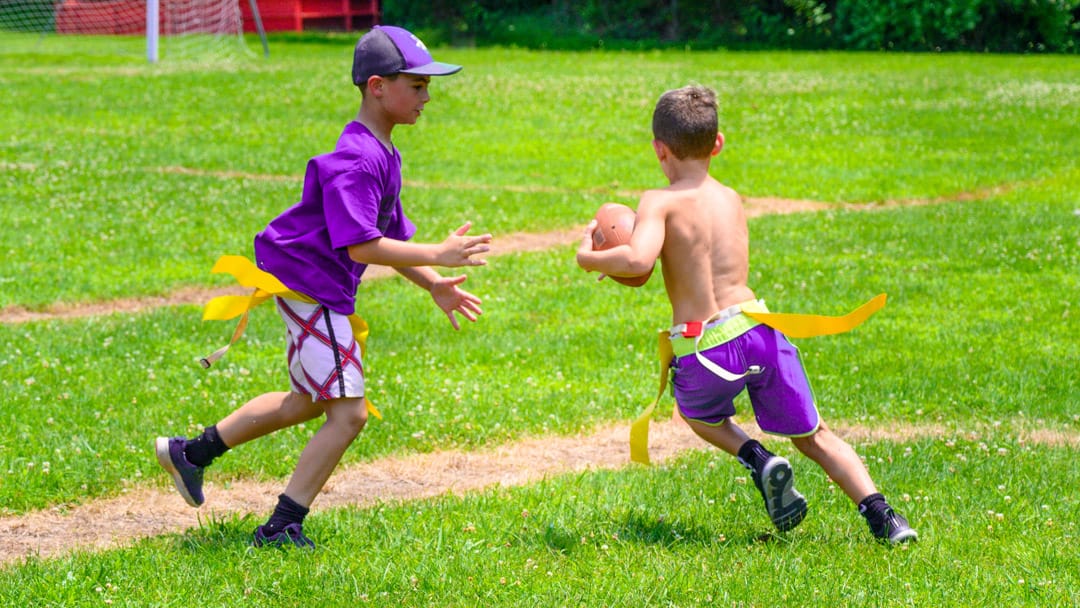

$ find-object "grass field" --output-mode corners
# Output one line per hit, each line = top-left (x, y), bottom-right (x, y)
(2, 32), (1079, 606)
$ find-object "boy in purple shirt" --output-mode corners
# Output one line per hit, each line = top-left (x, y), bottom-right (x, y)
(155, 25), (491, 548)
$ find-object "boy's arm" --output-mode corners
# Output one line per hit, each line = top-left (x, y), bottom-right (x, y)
(348, 223), (489, 330)
(393, 265), (439, 290)
(576, 195), (665, 278)
(394, 265), (484, 331)
(347, 222), (491, 268)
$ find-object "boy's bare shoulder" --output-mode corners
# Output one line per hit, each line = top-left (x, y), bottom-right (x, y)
(638, 184), (694, 209)
(639, 180), (741, 215)
(640, 184), (680, 200)
(714, 180), (741, 203)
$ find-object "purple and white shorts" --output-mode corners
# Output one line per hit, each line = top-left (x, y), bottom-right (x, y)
(670, 323), (819, 437)
(276, 297), (365, 401)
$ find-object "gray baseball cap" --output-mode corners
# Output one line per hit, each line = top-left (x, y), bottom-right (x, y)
(352, 25), (462, 86)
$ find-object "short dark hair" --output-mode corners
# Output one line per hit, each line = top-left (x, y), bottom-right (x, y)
(651, 85), (718, 160)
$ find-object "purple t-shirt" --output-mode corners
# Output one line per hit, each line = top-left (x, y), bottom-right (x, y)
(254, 121), (416, 315)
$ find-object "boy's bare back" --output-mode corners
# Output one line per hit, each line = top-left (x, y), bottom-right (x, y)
(639, 175), (757, 326)
(577, 84), (755, 326)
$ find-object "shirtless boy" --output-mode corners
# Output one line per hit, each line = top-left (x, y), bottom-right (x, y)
(576, 84), (916, 543)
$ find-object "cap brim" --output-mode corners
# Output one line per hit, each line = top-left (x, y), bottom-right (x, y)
(400, 61), (462, 76)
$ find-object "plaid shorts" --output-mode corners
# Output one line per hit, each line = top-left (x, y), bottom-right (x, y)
(276, 297), (365, 401)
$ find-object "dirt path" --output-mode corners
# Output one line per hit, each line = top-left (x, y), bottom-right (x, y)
(2, 182), (1013, 325)
(0, 420), (700, 564)
(2, 417), (1075, 565)
(0, 197), (828, 324)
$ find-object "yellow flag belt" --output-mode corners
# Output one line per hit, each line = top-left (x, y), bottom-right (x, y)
(629, 294), (887, 464)
(199, 255), (380, 419)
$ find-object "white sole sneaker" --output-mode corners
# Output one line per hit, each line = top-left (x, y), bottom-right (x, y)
(758, 456), (808, 532)
(155, 436), (204, 507)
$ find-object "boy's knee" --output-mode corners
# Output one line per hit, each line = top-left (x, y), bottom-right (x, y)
(791, 428), (827, 454)
(333, 399), (368, 437)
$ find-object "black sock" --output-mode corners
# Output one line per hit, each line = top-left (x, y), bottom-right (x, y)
(183, 425), (230, 468)
(736, 439), (774, 473)
(263, 493), (310, 534)
(858, 492), (889, 523)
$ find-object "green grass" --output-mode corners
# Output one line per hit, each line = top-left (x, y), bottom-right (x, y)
(3, 36), (1079, 308)
(2, 185), (1075, 514)
(1, 34), (1079, 606)
(2, 442), (1077, 606)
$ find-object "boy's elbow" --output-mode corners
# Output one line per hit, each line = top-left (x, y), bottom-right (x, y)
(626, 254), (655, 276)
(346, 245), (366, 264)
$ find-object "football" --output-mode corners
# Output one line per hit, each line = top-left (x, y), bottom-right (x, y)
(590, 203), (654, 287)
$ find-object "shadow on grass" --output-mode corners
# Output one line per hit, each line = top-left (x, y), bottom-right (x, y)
(169, 514), (261, 552)
(539, 511), (794, 555)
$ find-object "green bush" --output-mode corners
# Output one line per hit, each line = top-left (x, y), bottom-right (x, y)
(381, 0), (1080, 53)
(835, 0), (1079, 52)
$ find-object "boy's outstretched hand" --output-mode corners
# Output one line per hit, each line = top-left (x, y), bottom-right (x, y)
(430, 274), (483, 330)
(439, 222), (492, 267)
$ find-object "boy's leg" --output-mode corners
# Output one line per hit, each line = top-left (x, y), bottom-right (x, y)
(789, 421), (877, 501)
(252, 299), (366, 548)
(791, 421), (917, 543)
(280, 396), (367, 506)
(683, 416), (807, 532)
(216, 391), (323, 447)
(682, 415), (750, 456)
(156, 391), (322, 507)
(253, 395), (368, 548)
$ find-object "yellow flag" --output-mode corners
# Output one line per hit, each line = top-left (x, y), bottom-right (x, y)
(742, 294), (887, 338)
(629, 331), (674, 465)
(198, 255), (380, 419)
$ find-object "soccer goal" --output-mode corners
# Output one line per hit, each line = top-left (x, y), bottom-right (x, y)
(0, 0), (268, 62)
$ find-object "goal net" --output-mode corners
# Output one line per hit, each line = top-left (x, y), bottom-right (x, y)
(0, 0), (259, 61)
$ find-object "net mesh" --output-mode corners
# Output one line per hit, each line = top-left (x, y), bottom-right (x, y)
(0, 0), (253, 60)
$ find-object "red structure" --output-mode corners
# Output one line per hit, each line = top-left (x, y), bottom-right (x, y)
(52, 0), (379, 35)
(240, 0), (379, 33)
(55, 0), (145, 35)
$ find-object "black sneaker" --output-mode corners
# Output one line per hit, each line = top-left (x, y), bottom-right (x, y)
(253, 523), (315, 549)
(869, 508), (918, 544)
(751, 456), (808, 532)
(154, 437), (205, 507)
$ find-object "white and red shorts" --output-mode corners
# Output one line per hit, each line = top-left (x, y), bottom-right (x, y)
(275, 296), (365, 401)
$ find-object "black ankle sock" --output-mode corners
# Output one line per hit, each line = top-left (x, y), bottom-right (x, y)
(858, 492), (889, 522)
(183, 425), (229, 468)
(263, 494), (310, 534)
(736, 440), (774, 473)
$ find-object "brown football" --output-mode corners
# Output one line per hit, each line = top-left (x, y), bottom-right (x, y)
(591, 202), (654, 287)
